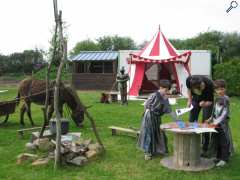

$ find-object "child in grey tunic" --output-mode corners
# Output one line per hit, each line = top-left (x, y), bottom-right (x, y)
(138, 80), (171, 160)
(207, 79), (234, 167)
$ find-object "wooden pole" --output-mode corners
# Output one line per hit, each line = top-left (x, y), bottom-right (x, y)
(39, 21), (58, 138)
(40, 0), (59, 138)
(54, 10), (66, 170)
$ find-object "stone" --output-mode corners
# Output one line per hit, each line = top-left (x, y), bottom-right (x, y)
(85, 150), (97, 159)
(60, 146), (70, 154)
(88, 143), (102, 153)
(68, 133), (81, 142)
(31, 130), (52, 142)
(48, 152), (55, 159)
(32, 158), (50, 166)
(65, 152), (77, 161)
(83, 139), (92, 147)
(68, 156), (88, 166)
(25, 142), (37, 151)
(70, 144), (87, 154)
(16, 153), (38, 164)
(35, 138), (55, 152)
(33, 139), (39, 146)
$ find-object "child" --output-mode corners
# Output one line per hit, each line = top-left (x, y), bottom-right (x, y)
(207, 79), (234, 167)
(100, 93), (109, 104)
(138, 79), (171, 160)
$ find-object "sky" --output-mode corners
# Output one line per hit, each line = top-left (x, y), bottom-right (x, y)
(0, 0), (239, 55)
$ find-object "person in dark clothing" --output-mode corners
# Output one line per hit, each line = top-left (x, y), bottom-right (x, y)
(186, 75), (214, 155)
(138, 80), (172, 160)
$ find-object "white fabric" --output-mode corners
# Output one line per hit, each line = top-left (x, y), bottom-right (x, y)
(175, 63), (190, 97)
(127, 64), (136, 92)
(140, 31), (177, 60)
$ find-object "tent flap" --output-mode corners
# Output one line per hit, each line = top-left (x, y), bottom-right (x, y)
(129, 63), (145, 96)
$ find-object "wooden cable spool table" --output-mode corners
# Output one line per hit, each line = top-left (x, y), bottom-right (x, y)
(160, 122), (217, 171)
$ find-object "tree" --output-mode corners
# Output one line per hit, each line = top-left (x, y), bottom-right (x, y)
(221, 32), (240, 62)
(69, 39), (100, 56)
(137, 40), (148, 50)
(169, 31), (240, 65)
(213, 57), (240, 96)
(96, 36), (112, 50)
(97, 35), (137, 51)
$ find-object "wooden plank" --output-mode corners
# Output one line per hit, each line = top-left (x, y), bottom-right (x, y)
(17, 126), (49, 138)
(189, 134), (201, 166)
(183, 134), (190, 166)
(17, 126), (50, 133)
(109, 126), (140, 135)
(178, 134), (184, 167)
(173, 133), (179, 167)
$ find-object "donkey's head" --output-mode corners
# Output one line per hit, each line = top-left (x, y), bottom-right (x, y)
(71, 107), (84, 127)
(62, 86), (85, 127)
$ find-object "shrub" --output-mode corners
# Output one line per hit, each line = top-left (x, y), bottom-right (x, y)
(213, 57), (240, 96)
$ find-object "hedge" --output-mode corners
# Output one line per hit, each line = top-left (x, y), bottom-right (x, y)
(213, 58), (240, 96)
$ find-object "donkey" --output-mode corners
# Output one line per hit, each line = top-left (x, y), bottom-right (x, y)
(16, 78), (84, 127)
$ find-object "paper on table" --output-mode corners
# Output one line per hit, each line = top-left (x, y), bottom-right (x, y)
(175, 105), (193, 116)
(194, 128), (217, 134)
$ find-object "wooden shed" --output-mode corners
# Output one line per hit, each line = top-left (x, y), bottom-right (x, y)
(70, 51), (118, 90)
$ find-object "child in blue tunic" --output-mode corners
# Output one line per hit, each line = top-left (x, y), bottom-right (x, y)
(138, 80), (171, 160)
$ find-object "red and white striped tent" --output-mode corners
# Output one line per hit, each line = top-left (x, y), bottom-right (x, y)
(128, 28), (192, 97)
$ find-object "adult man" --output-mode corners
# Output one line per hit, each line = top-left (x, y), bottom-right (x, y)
(116, 67), (129, 105)
(186, 75), (214, 155)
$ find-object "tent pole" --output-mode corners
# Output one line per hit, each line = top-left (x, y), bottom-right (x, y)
(128, 57), (132, 100)
(157, 63), (160, 87)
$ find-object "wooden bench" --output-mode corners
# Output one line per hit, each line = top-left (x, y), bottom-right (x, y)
(109, 126), (140, 137)
(105, 91), (119, 102)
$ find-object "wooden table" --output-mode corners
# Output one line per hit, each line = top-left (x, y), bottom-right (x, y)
(160, 122), (216, 171)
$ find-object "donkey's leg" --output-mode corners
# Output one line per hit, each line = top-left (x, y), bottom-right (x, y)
(26, 101), (35, 126)
(20, 104), (27, 127)
(47, 105), (54, 122)
(59, 103), (63, 117)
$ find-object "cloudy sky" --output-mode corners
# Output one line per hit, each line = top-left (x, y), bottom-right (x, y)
(0, 0), (239, 55)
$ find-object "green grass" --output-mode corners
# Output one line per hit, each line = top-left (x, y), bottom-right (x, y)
(0, 87), (239, 180)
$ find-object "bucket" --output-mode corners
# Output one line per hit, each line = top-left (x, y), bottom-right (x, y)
(50, 118), (69, 135)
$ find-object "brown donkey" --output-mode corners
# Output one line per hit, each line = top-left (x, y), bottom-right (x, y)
(16, 78), (84, 127)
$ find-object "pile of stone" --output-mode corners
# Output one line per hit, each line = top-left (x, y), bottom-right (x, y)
(58, 135), (103, 166)
(17, 132), (103, 166)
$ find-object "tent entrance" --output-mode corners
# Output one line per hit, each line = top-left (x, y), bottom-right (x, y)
(139, 63), (179, 95)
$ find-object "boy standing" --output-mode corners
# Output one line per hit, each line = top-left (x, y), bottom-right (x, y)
(208, 79), (234, 167)
(138, 80), (171, 160)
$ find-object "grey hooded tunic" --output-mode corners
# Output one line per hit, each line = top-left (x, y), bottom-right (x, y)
(209, 95), (234, 156)
(138, 91), (171, 155)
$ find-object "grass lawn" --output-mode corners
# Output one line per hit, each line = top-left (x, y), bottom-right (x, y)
(0, 86), (239, 180)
